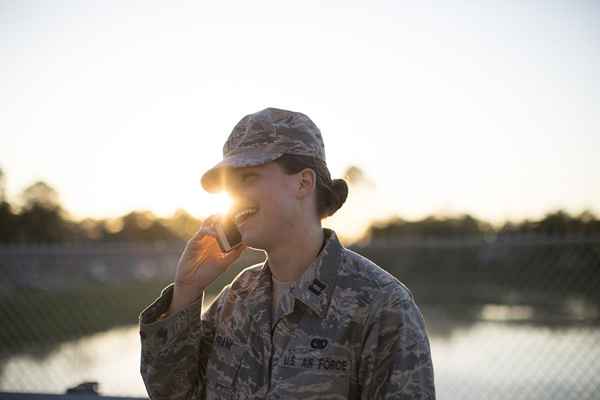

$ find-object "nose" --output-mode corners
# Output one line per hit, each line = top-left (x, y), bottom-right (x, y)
(221, 175), (241, 198)
(225, 186), (248, 210)
(222, 171), (254, 207)
(224, 181), (243, 199)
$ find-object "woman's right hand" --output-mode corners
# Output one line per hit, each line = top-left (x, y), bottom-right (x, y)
(169, 215), (246, 314)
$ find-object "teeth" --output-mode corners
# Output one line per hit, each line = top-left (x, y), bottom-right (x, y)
(234, 208), (258, 224)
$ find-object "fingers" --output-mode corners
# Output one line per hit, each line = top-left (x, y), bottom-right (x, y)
(196, 246), (210, 266)
(220, 243), (247, 261)
(202, 214), (221, 226)
(193, 214), (220, 239)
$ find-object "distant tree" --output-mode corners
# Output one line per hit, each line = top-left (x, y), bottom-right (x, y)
(497, 210), (600, 236)
(160, 209), (201, 240)
(343, 165), (375, 188)
(15, 181), (70, 242)
(0, 199), (16, 241)
(368, 214), (493, 239)
(16, 203), (68, 242)
(0, 168), (18, 241)
(19, 181), (62, 212)
(577, 210), (600, 235)
(536, 210), (572, 236)
(0, 167), (6, 203)
(104, 211), (180, 242)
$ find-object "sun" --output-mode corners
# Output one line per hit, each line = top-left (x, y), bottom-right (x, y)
(204, 192), (233, 215)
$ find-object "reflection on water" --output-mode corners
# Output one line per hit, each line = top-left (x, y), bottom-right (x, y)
(480, 304), (535, 321)
(1, 318), (599, 399)
(0, 326), (147, 397)
(430, 322), (600, 399)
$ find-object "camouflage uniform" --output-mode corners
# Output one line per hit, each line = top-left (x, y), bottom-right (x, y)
(139, 108), (435, 399)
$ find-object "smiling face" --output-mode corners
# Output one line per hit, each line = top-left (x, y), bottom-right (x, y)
(223, 162), (306, 251)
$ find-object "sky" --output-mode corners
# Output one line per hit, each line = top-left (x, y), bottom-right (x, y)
(1, 0), (599, 240)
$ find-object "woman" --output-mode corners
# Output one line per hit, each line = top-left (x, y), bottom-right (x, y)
(139, 107), (435, 399)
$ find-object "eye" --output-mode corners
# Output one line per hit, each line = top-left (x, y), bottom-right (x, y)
(241, 173), (258, 185)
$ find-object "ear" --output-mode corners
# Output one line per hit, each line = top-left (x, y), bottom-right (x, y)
(297, 168), (317, 198)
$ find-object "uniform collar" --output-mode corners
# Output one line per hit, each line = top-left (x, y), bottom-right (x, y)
(261, 228), (343, 319)
(244, 228), (343, 326)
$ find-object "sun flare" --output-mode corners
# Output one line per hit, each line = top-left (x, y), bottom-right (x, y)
(204, 192), (233, 216)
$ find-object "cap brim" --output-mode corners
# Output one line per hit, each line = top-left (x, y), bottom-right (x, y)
(200, 149), (286, 192)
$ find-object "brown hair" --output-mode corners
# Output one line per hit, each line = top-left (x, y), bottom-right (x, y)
(275, 154), (348, 219)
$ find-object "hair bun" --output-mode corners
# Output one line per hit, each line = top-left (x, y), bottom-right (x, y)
(327, 179), (349, 216)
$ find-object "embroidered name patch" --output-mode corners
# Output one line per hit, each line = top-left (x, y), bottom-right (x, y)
(282, 354), (348, 372)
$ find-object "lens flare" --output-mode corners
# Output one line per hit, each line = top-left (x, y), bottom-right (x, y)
(206, 192), (233, 215)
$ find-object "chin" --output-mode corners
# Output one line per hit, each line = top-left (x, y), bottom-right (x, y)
(240, 229), (271, 252)
(243, 238), (268, 252)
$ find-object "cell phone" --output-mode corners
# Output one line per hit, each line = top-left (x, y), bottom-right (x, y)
(214, 213), (242, 253)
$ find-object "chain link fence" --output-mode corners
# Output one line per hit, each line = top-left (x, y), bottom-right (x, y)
(356, 235), (600, 400)
(1, 235), (599, 399)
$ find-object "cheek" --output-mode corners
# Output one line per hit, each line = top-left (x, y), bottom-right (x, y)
(261, 190), (295, 223)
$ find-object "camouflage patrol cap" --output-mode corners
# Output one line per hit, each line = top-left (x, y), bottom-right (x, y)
(201, 107), (326, 192)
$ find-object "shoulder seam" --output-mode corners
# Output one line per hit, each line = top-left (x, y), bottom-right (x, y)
(340, 248), (404, 290)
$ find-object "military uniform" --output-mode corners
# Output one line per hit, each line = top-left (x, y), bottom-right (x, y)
(139, 228), (435, 399)
(139, 107), (435, 399)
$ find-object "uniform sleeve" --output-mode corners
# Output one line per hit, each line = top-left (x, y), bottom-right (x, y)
(138, 282), (227, 400)
(358, 289), (436, 399)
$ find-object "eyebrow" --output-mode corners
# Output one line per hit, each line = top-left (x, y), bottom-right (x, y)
(232, 171), (260, 183)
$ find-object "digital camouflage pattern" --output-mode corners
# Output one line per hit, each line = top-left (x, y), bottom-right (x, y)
(201, 107), (326, 193)
(139, 229), (436, 399)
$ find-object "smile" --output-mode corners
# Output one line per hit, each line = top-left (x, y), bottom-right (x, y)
(234, 207), (258, 226)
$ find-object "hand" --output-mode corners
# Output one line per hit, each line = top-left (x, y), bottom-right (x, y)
(170, 214), (246, 313)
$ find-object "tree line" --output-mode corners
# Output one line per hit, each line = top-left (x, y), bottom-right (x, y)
(0, 169), (199, 243)
(368, 210), (600, 240)
(1, 169), (598, 243)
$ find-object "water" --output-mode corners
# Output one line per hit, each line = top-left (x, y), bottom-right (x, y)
(429, 322), (600, 399)
(1, 321), (599, 399)
(0, 325), (147, 397)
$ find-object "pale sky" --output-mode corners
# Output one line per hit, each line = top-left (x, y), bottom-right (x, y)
(1, 0), (599, 240)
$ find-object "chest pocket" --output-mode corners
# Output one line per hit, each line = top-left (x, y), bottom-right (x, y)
(206, 334), (248, 400)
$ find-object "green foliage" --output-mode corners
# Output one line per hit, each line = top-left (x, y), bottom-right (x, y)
(369, 214), (494, 239)
(499, 210), (600, 237)
(369, 211), (600, 240)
